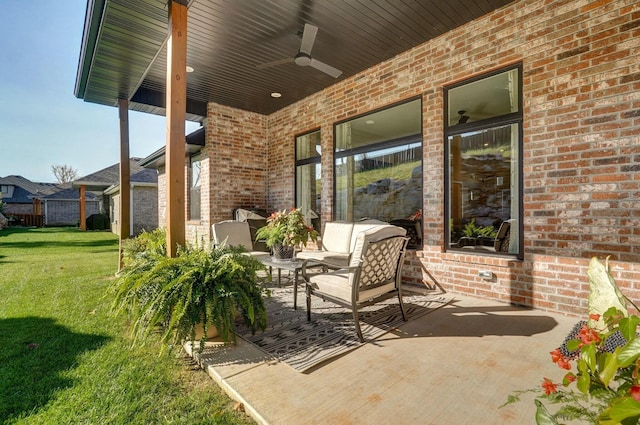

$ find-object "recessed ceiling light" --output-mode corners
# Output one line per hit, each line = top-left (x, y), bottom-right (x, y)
(366, 120), (375, 125)
(186, 66), (194, 73)
(271, 92), (282, 98)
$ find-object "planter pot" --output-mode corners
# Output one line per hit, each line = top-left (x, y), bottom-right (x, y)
(272, 243), (295, 262)
(193, 322), (219, 340)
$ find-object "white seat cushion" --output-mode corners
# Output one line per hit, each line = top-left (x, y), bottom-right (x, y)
(212, 221), (253, 251)
(348, 220), (388, 253)
(321, 221), (354, 253)
(308, 271), (398, 303)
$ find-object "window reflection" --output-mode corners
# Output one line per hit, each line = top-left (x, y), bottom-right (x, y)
(334, 98), (423, 248)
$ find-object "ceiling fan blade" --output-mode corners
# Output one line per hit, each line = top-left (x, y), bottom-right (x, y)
(309, 58), (342, 78)
(256, 57), (294, 70)
(299, 23), (318, 55)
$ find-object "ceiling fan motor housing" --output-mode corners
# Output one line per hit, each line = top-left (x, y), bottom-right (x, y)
(294, 52), (312, 66)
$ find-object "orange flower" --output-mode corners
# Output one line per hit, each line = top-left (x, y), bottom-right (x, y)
(550, 348), (572, 370)
(578, 324), (600, 345)
(589, 313), (600, 321)
(542, 378), (557, 395)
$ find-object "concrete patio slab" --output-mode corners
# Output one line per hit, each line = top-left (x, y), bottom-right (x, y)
(187, 291), (578, 425)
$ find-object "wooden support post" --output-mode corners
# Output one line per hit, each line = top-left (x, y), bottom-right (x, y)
(118, 98), (131, 271)
(165, 0), (187, 257)
(79, 185), (86, 230)
(33, 198), (41, 215)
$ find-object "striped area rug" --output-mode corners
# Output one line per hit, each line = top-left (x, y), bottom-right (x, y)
(237, 284), (453, 372)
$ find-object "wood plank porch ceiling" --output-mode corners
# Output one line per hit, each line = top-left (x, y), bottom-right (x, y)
(75, 0), (515, 120)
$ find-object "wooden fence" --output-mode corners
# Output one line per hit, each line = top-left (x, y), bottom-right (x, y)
(8, 213), (44, 227)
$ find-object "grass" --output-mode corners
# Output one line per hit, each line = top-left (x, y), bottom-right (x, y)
(0, 227), (255, 425)
(334, 160), (420, 192)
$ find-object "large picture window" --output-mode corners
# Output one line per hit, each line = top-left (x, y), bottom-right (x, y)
(295, 130), (321, 232)
(334, 98), (423, 248)
(444, 65), (522, 257)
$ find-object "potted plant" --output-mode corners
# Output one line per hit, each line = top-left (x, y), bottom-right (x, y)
(111, 228), (268, 351)
(505, 256), (640, 424)
(457, 219), (498, 247)
(255, 208), (318, 261)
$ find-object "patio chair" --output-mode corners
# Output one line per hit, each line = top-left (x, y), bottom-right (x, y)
(302, 224), (409, 342)
(493, 220), (511, 253)
(233, 208), (268, 252)
(212, 220), (269, 256)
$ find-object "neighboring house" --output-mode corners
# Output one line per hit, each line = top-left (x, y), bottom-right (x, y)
(77, 0), (640, 319)
(0, 176), (97, 226)
(73, 158), (158, 237)
(104, 167), (159, 236)
(0, 176), (58, 215)
(40, 186), (100, 226)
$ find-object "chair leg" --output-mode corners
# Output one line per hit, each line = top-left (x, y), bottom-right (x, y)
(398, 289), (407, 322)
(352, 309), (364, 342)
(306, 285), (312, 321)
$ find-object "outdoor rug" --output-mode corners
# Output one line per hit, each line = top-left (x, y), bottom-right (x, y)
(236, 282), (453, 372)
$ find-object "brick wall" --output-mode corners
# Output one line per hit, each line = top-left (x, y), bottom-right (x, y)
(3, 203), (33, 215)
(45, 200), (100, 226)
(132, 185), (158, 235)
(204, 103), (268, 223)
(261, 0), (640, 316)
(176, 104), (268, 245)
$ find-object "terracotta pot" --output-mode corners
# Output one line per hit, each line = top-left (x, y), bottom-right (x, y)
(193, 322), (219, 340)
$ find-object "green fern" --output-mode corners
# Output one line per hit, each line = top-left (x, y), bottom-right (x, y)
(110, 232), (268, 352)
(462, 219), (498, 239)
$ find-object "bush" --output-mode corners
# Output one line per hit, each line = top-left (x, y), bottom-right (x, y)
(112, 230), (268, 351)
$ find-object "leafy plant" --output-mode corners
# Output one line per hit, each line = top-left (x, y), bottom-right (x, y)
(505, 257), (640, 424)
(0, 200), (5, 214)
(462, 219), (498, 239)
(255, 207), (318, 248)
(111, 230), (268, 351)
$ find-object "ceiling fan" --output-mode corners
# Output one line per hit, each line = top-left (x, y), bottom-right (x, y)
(257, 23), (343, 78)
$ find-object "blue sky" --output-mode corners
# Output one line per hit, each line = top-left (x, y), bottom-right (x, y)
(0, 1), (200, 182)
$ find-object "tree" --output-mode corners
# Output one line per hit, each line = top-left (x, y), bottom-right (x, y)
(51, 164), (78, 184)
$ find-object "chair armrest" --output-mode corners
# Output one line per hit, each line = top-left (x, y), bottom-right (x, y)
(301, 259), (344, 282)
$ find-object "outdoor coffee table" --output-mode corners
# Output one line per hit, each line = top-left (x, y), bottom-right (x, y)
(255, 254), (305, 309)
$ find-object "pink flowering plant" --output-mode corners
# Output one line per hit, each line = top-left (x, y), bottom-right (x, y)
(506, 257), (640, 424)
(255, 208), (318, 248)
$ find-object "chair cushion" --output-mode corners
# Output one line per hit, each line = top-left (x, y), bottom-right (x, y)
(308, 271), (351, 301)
(308, 271), (397, 304)
(321, 221), (354, 253)
(212, 221), (253, 251)
(350, 225), (407, 268)
(348, 220), (388, 253)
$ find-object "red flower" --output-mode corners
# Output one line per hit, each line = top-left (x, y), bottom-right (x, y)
(550, 348), (572, 370)
(631, 385), (640, 402)
(578, 324), (600, 345)
(589, 313), (600, 321)
(542, 378), (558, 395)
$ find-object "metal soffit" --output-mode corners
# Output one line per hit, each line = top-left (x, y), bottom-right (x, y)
(75, 0), (515, 120)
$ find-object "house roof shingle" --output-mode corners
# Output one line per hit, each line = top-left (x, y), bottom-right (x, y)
(73, 158), (155, 190)
(0, 175), (61, 203)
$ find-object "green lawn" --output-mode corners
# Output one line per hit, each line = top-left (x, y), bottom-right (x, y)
(0, 227), (255, 425)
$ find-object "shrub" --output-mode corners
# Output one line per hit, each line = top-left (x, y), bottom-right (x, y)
(111, 230), (268, 351)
